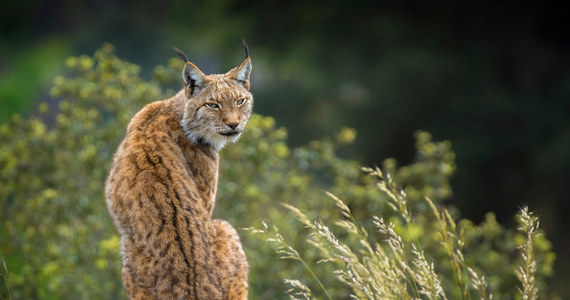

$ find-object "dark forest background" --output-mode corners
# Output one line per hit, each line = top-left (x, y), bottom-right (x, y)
(1, 0), (568, 296)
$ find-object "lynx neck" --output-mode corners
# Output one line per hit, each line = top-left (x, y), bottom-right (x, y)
(164, 92), (220, 214)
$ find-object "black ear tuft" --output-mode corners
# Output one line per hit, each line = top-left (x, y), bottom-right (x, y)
(173, 47), (190, 63)
(242, 39), (249, 59)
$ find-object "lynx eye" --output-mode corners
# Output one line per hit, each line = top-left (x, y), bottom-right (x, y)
(205, 103), (220, 109)
(235, 98), (246, 106)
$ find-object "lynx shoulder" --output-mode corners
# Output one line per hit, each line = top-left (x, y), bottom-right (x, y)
(105, 43), (252, 300)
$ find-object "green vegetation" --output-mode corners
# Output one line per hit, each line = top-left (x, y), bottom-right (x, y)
(0, 38), (70, 121)
(0, 45), (556, 299)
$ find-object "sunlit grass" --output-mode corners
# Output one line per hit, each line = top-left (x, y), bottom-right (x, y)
(252, 166), (545, 299)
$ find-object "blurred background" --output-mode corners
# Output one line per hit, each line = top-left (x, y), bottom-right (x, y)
(1, 0), (568, 297)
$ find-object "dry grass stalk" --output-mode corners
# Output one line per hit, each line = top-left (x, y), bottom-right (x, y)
(516, 207), (540, 300)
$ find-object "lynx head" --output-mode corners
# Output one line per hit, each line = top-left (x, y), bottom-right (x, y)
(174, 43), (253, 150)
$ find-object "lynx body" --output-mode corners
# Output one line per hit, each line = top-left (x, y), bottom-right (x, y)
(105, 45), (252, 299)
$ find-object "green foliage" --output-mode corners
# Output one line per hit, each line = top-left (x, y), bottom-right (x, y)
(0, 45), (555, 299)
(0, 44), (157, 299)
(0, 38), (70, 122)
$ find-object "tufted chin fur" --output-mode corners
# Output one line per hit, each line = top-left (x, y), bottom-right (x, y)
(182, 121), (243, 151)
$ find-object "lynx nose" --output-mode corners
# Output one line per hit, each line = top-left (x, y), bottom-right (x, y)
(226, 122), (239, 130)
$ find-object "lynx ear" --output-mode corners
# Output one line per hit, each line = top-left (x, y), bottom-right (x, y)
(228, 41), (252, 90)
(230, 58), (252, 90)
(174, 47), (207, 96)
(182, 62), (207, 96)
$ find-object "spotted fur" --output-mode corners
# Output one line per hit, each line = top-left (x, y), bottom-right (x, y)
(105, 46), (252, 299)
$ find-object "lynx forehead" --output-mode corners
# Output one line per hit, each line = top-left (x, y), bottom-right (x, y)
(105, 43), (251, 299)
(175, 45), (253, 150)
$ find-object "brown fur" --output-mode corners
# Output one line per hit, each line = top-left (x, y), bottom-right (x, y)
(105, 48), (252, 299)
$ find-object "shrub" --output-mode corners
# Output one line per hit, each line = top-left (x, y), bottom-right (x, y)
(0, 45), (555, 299)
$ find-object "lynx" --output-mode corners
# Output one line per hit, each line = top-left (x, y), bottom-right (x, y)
(105, 43), (252, 299)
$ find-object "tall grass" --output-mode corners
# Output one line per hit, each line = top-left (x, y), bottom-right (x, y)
(251, 166), (544, 299)
(516, 207), (540, 300)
